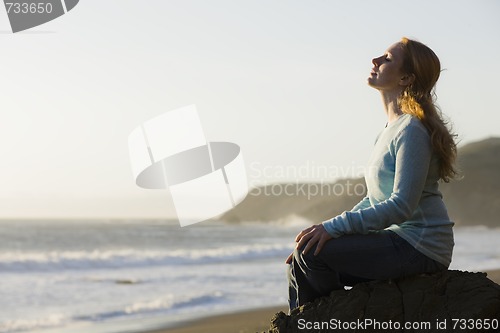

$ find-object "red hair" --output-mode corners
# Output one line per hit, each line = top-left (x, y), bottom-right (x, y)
(398, 37), (458, 182)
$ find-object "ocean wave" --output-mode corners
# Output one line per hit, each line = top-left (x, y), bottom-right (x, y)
(125, 292), (224, 315)
(73, 292), (226, 323)
(0, 293), (225, 333)
(0, 314), (67, 333)
(0, 243), (291, 272)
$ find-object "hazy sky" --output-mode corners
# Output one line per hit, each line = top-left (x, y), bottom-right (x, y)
(1, 0), (499, 219)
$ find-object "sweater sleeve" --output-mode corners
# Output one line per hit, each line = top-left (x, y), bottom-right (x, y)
(322, 124), (432, 238)
(350, 196), (371, 212)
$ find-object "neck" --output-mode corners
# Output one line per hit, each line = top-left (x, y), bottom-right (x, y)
(380, 90), (404, 123)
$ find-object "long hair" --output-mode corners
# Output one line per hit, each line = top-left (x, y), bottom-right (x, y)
(398, 37), (458, 182)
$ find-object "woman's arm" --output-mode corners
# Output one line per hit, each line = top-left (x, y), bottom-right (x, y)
(322, 124), (432, 238)
(350, 196), (370, 212)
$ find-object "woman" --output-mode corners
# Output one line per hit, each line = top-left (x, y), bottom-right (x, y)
(286, 37), (457, 310)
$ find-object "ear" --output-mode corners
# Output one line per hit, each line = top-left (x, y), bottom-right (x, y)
(399, 73), (415, 87)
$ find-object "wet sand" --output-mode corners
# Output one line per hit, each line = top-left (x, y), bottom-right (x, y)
(142, 306), (287, 333)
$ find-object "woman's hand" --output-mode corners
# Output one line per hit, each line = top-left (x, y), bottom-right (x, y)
(285, 224), (332, 264)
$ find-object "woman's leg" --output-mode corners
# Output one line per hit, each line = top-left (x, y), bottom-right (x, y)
(288, 230), (445, 310)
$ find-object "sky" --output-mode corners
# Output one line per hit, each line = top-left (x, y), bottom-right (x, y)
(0, 0), (499, 219)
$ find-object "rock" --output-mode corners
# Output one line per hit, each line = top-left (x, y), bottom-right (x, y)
(266, 270), (500, 333)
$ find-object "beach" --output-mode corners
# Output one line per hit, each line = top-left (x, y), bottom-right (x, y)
(143, 306), (286, 333)
(139, 269), (500, 333)
(2, 221), (499, 333)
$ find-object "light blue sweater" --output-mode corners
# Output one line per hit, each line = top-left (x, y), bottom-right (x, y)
(322, 114), (454, 267)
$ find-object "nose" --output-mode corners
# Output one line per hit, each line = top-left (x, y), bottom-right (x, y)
(372, 56), (382, 67)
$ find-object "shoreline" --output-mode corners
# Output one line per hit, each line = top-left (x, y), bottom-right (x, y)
(139, 306), (288, 333)
(135, 269), (500, 333)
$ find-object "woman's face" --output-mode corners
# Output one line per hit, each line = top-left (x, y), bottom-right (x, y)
(367, 42), (407, 92)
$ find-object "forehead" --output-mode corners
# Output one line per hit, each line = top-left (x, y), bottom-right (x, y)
(386, 42), (404, 56)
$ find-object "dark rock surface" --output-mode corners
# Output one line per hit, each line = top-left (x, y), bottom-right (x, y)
(266, 270), (500, 333)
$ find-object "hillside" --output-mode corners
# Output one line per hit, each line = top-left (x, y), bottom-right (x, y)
(221, 178), (365, 223)
(221, 137), (500, 227)
(440, 137), (500, 227)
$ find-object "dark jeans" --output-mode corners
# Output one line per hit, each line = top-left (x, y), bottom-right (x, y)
(287, 230), (446, 311)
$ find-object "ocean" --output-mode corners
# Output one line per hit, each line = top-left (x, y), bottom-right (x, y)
(0, 219), (499, 333)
